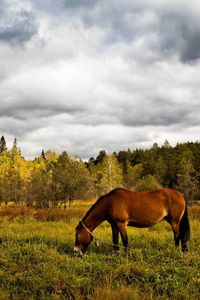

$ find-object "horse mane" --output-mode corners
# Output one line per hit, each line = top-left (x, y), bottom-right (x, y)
(82, 194), (105, 223)
(81, 188), (125, 224)
(76, 193), (109, 230)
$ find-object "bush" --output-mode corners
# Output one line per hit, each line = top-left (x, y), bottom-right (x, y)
(135, 175), (162, 192)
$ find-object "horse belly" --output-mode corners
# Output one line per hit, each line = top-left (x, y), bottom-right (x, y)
(128, 220), (159, 228)
(128, 208), (167, 228)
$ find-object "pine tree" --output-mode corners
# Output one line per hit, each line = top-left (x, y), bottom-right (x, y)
(0, 136), (7, 153)
(13, 137), (17, 148)
(176, 154), (198, 201)
(41, 149), (46, 160)
(163, 139), (171, 148)
(94, 150), (106, 165)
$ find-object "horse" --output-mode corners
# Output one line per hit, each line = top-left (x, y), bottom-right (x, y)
(74, 188), (190, 256)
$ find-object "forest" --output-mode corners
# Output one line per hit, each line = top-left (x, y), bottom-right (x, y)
(0, 136), (200, 208)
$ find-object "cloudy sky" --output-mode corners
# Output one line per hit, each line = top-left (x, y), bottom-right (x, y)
(1, 0), (200, 159)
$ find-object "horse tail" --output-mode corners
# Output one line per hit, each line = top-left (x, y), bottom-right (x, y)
(179, 203), (190, 242)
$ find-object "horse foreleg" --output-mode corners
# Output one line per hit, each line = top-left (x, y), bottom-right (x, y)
(116, 222), (128, 252)
(111, 223), (119, 251)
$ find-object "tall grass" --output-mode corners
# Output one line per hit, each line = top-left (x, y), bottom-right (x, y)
(0, 205), (200, 299)
(0, 205), (88, 222)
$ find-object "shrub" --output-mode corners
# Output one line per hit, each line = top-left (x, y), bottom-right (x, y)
(135, 175), (162, 192)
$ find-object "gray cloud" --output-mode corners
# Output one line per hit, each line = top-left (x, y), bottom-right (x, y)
(63, 0), (100, 9)
(0, 102), (85, 120)
(57, 0), (200, 63)
(0, 0), (200, 159)
(154, 9), (200, 63)
(0, 2), (38, 44)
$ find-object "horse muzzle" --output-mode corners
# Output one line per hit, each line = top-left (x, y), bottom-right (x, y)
(74, 246), (83, 257)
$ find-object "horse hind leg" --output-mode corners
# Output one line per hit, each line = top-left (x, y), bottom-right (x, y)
(171, 221), (180, 248)
(180, 234), (188, 252)
(179, 206), (190, 252)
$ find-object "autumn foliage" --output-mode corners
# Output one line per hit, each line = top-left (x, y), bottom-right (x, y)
(0, 136), (200, 207)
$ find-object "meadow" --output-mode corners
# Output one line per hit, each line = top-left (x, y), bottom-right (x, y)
(0, 204), (200, 300)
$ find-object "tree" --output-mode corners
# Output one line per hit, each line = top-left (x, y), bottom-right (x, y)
(25, 150), (58, 207)
(124, 162), (143, 189)
(52, 152), (93, 207)
(0, 146), (30, 205)
(102, 154), (123, 192)
(27, 159), (49, 207)
(162, 139), (171, 149)
(0, 136), (7, 153)
(154, 156), (167, 185)
(94, 150), (107, 165)
(152, 142), (159, 150)
(160, 144), (177, 187)
(141, 149), (157, 177)
(66, 158), (94, 205)
(0, 151), (10, 203)
(13, 137), (17, 148)
(117, 149), (132, 175)
(176, 153), (198, 202)
(91, 154), (123, 195)
(41, 149), (46, 160)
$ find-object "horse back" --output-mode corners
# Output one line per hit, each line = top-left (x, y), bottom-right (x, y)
(105, 188), (186, 227)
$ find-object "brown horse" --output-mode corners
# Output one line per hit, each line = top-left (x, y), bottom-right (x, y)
(74, 188), (190, 256)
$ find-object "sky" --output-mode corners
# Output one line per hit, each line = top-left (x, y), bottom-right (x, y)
(0, 0), (200, 160)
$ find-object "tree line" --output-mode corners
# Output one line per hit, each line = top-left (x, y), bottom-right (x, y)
(0, 136), (199, 207)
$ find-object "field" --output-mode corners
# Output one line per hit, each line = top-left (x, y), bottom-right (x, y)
(0, 204), (200, 299)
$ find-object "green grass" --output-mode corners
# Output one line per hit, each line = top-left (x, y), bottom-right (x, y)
(0, 211), (200, 299)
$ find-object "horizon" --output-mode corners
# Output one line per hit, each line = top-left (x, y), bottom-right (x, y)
(1, 135), (200, 161)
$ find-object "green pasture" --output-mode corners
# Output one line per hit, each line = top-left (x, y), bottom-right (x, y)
(0, 209), (200, 299)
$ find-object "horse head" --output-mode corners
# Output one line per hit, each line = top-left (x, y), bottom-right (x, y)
(74, 221), (93, 256)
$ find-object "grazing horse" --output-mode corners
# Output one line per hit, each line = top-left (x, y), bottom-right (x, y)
(74, 188), (190, 256)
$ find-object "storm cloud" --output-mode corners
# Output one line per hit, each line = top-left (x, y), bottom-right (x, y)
(0, 1), (38, 44)
(0, 0), (200, 159)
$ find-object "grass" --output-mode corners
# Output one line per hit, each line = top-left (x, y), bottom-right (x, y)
(0, 205), (200, 299)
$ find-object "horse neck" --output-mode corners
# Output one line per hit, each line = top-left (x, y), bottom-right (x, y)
(83, 201), (106, 232)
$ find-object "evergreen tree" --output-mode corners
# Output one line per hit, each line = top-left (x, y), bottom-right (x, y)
(13, 137), (17, 148)
(176, 153), (198, 201)
(94, 150), (106, 165)
(41, 149), (46, 160)
(163, 139), (171, 149)
(117, 150), (132, 175)
(0, 136), (7, 153)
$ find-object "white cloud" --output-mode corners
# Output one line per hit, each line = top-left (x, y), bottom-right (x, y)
(0, 0), (200, 159)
